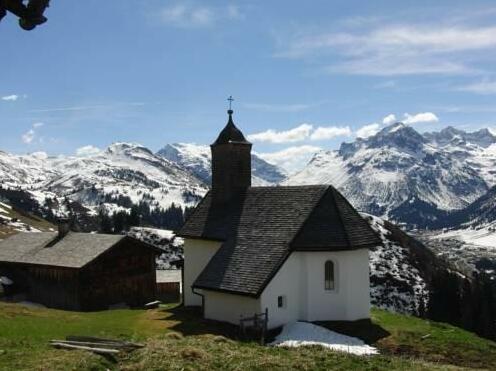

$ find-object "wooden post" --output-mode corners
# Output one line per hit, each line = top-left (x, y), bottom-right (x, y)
(239, 315), (245, 340)
(261, 307), (268, 346)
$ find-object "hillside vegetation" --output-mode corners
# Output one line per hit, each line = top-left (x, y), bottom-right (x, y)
(0, 303), (495, 370)
(0, 201), (54, 239)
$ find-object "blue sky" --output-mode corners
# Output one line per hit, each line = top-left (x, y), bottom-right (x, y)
(1, 0), (496, 171)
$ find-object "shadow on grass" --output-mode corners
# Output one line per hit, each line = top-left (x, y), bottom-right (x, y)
(315, 319), (390, 345)
(156, 305), (241, 340)
(155, 305), (389, 346)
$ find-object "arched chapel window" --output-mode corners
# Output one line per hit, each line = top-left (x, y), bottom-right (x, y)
(325, 260), (335, 290)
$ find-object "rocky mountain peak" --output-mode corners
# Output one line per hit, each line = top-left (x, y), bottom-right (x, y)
(338, 122), (426, 158)
(424, 126), (496, 148)
(106, 142), (155, 158)
(156, 142), (286, 185)
(369, 122), (426, 150)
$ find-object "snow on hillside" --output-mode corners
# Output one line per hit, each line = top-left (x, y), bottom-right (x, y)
(0, 150), (58, 187)
(418, 185), (496, 278)
(157, 143), (287, 186)
(429, 225), (496, 249)
(0, 200), (50, 238)
(0, 143), (208, 219)
(51, 142), (206, 209)
(128, 226), (183, 269)
(363, 213), (429, 314)
(286, 123), (496, 227)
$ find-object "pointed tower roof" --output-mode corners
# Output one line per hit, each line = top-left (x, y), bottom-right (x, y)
(212, 110), (251, 146)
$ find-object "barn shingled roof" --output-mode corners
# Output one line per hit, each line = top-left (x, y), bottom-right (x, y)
(178, 185), (381, 297)
(0, 232), (160, 269)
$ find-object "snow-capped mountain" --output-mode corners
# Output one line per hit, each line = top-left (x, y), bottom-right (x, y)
(286, 123), (496, 228)
(0, 150), (57, 186)
(0, 141), (287, 231)
(157, 143), (287, 186)
(0, 143), (208, 220)
(46, 142), (207, 212)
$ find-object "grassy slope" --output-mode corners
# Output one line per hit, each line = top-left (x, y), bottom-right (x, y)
(0, 303), (494, 370)
(0, 204), (54, 239)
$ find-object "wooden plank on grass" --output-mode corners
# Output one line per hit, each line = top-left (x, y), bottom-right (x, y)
(50, 340), (141, 349)
(50, 342), (120, 355)
(65, 336), (144, 348)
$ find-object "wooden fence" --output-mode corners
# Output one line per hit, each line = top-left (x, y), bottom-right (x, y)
(239, 308), (268, 345)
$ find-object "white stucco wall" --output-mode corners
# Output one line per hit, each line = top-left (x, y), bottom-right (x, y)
(183, 238), (221, 306)
(260, 249), (371, 328)
(260, 253), (302, 329)
(302, 249), (370, 321)
(203, 290), (260, 326)
(188, 242), (371, 327)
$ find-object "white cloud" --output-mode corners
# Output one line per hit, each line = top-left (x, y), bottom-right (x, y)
(30, 102), (145, 113)
(21, 122), (45, 144)
(403, 112), (439, 124)
(310, 126), (352, 140)
(356, 123), (381, 138)
(160, 4), (213, 27)
(248, 124), (313, 144)
(382, 114), (396, 125)
(256, 145), (321, 173)
(226, 4), (242, 20)
(374, 80), (396, 89)
(457, 80), (496, 94)
(159, 3), (242, 28)
(248, 123), (352, 143)
(21, 129), (35, 144)
(277, 21), (496, 76)
(76, 145), (102, 157)
(243, 102), (312, 113)
(1, 94), (19, 101)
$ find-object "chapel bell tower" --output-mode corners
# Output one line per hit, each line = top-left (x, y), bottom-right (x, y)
(210, 101), (252, 204)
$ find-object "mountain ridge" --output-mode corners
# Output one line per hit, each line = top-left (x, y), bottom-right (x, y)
(286, 123), (496, 228)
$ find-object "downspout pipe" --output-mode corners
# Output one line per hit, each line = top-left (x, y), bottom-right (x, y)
(192, 287), (205, 316)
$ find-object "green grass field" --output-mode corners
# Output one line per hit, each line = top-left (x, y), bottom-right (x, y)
(0, 302), (495, 370)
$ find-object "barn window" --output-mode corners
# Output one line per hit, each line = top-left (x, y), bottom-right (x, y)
(277, 295), (285, 308)
(325, 260), (335, 290)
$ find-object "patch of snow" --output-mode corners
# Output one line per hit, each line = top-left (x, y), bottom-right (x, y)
(270, 321), (378, 356)
(128, 227), (184, 269)
(0, 276), (13, 285)
(0, 202), (12, 210)
(363, 213), (429, 314)
(389, 123), (406, 133)
(433, 225), (496, 249)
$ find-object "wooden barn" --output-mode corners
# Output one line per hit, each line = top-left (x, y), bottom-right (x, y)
(0, 223), (161, 311)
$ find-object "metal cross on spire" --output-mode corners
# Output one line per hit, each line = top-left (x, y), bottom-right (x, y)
(227, 95), (234, 111)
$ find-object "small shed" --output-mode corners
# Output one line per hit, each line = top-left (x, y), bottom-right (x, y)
(156, 269), (182, 303)
(0, 227), (161, 311)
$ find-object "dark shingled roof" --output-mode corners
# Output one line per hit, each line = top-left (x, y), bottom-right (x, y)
(0, 232), (160, 269)
(212, 111), (251, 145)
(179, 185), (381, 297)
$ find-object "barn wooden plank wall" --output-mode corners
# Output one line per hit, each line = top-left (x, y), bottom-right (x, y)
(0, 238), (158, 311)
